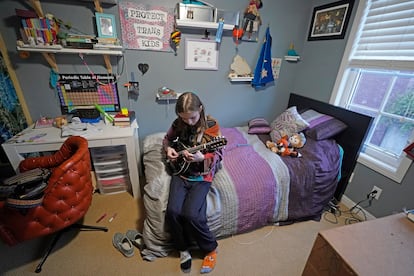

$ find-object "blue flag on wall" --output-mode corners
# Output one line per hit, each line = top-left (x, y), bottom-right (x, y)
(251, 27), (274, 88)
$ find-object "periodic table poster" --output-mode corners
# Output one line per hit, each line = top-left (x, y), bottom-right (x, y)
(57, 74), (120, 113)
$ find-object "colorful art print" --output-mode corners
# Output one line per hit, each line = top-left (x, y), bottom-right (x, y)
(119, 2), (174, 52)
(308, 0), (354, 41)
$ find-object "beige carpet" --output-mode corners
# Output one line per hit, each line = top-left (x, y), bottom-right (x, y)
(0, 192), (349, 276)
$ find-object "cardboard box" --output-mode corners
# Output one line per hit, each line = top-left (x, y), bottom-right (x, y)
(302, 213), (414, 276)
(176, 3), (215, 22)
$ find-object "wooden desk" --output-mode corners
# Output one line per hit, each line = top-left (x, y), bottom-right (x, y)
(2, 121), (141, 198)
(302, 213), (414, 276)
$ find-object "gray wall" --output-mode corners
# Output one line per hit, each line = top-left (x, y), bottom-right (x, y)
(0, 0), (412, 218)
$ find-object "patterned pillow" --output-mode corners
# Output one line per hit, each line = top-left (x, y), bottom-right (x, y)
(270, 106), (309, 142)
(301, 109), (347, 140)
(248, 118), (271, 134)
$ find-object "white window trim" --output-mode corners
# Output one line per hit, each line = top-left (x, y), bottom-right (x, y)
(330, 0), (413, 183)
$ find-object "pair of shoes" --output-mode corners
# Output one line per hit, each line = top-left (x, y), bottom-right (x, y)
(112, 232), (134, 257)
(200, 250), (217, 274)
(126, 229), (144, 251)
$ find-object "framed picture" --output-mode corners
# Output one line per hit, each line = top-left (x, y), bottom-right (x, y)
(185, 38), (219, 70)
(95, 13), (117, 39)
(403, 142), (414, 159)
(307, 0), (354, 41)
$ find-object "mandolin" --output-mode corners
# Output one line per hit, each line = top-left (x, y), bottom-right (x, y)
(168, 136), (227, 175)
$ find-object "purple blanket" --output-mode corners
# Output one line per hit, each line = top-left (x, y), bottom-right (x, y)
(220, 128), (276, 233)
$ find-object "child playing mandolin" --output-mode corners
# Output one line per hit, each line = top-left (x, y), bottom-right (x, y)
(163, 92), (222, 274)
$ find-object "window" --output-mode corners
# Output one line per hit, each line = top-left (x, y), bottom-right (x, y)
(331, 0), (414, 182)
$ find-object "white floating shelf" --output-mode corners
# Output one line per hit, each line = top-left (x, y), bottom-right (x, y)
(229, 76), (254, 82)
(176, 19), (235, 30)
(156, 92), (183, 101)
(17, 45), (123, 56)
(284, 55), (300, 62)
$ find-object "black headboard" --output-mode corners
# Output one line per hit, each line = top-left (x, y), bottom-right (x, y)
(288, 93), (373, 201)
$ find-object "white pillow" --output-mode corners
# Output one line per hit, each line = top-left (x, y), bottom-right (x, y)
(270, 106), (309, 142)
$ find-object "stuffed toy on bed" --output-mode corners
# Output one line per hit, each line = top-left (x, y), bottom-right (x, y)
(266, 132), (306, 158)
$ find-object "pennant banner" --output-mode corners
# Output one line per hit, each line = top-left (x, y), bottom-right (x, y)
(252, 27), (274, 88)
(119, 2), (174, 52)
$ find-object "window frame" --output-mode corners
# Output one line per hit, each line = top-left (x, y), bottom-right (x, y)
(330, 0), (413, 183)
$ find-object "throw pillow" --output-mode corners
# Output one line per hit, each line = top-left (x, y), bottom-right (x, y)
(248, 117), (271, 134)
(270, 106), (309, 142)
(301, 109), (348, 140)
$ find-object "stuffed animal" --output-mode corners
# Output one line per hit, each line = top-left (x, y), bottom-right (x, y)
(266, 132), (306, 158)
(53, 116), (68, 128)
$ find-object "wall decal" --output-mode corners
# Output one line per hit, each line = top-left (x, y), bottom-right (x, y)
(138, 63), (149, 75)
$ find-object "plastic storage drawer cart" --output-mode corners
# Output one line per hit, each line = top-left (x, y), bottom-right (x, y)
(90, 145), (130, 194)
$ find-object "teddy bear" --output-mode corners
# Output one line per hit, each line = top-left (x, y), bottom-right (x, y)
(266, 132), (306, 158)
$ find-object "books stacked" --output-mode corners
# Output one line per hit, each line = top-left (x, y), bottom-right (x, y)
(94, 37), (122, 50)
(64, 34), (97, 49)
(16, 9), (58, 46)
(113, 111), (135, 127)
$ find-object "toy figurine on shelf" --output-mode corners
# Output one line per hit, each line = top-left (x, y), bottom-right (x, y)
(287, 42), (298, 56)
(285, 42), (300, 62)
(242, 0), (263, 41)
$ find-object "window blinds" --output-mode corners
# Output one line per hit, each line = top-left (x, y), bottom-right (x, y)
(350, 0), (414, 65)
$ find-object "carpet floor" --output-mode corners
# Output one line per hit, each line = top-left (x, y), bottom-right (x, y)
(0, 192), (349, 276)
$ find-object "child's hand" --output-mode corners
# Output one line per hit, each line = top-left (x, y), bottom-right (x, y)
(166, 147), (179, 161)
(192, 151), (205, 162)
(183, 150), (204, 162)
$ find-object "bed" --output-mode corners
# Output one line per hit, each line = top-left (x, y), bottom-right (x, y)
(140, 93), (373, 261)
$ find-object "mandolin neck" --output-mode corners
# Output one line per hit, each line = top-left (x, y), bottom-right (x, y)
(178, 144), (207, 155)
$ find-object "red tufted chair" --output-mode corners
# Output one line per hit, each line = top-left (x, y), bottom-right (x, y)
(0, 136), (107, 273)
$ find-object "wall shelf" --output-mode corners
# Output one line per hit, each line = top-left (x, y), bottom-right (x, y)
(176, 19), (235, 31)
(284, 55), (300, 62)
(17, 45), (123, 56)
(229, 76), (253, 82)
(21, 0), (119, 73)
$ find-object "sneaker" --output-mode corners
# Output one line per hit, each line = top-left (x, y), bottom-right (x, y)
(180, 250), (192, 273)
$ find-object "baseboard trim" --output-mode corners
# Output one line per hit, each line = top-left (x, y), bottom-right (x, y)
(340, 195), (377, 221)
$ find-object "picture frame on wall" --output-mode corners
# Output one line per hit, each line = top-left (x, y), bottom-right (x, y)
(307, 0), (354, 41)
(185, 38), (219, 70)
(96, 13), (117, 39)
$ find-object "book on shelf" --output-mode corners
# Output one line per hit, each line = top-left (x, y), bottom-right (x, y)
(17, 14), (58, 45)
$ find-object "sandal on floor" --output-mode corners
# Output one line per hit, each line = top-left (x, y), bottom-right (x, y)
(112, 232), (134, 257)
(200, 250), (217, 274)
(126, 229), (145, 251)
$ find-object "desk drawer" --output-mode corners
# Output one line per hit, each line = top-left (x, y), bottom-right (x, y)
(96, 174), (129, 194)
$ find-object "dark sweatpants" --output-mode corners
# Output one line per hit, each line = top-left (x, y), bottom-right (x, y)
(166, 175), (217, 253)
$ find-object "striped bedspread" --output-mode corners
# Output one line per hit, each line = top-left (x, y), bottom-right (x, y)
(141, 127), (340, 261)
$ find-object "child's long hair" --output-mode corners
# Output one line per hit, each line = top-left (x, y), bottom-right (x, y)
(176, 92), (208, 133)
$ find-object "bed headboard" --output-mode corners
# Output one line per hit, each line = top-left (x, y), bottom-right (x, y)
(288, 93), (373, 202)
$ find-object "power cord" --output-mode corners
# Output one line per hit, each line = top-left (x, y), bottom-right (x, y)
(323, 194), (376, 225)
